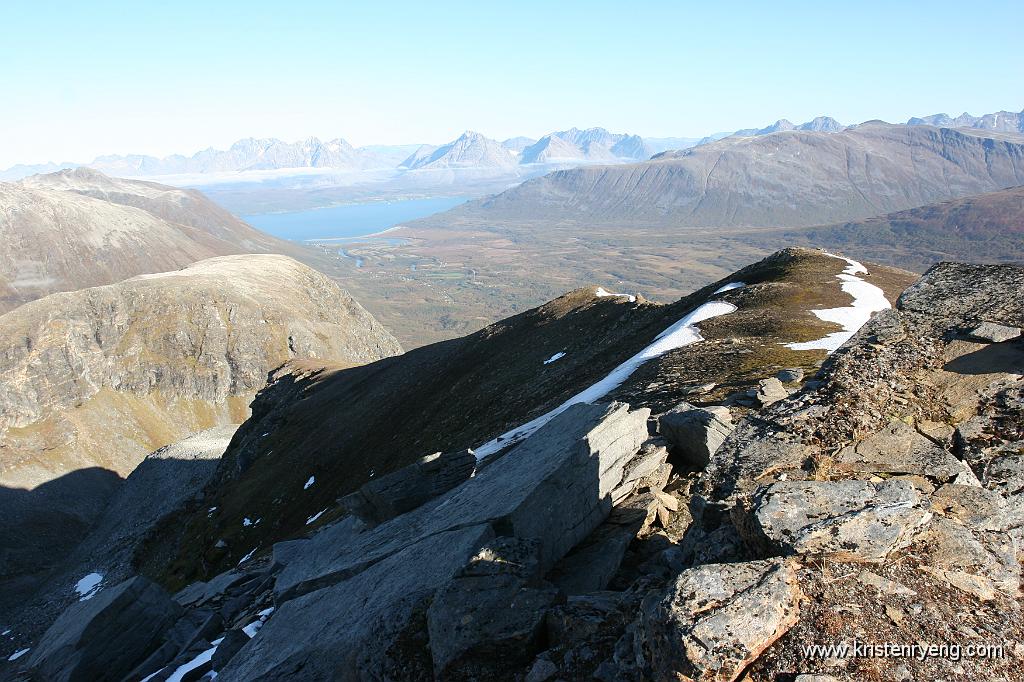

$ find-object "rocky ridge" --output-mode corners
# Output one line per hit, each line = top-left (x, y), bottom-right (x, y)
(6, 254), (1022, 681)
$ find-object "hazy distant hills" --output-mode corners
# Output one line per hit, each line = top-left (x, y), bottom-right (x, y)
(4, 109), (1021, 180)
(0, 168), (309, 312)
(427, 122), (1024, 229)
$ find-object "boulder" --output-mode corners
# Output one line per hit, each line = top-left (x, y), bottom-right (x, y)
(833, 421), (965, 482)
(339, 448), (476, 525)
(659, 402), (734, 468)
(27, 576), (182, 682)
(639, 558), (802, 682)
(754, 377), (790, 407)
(968, 322), (1021, 343)
(427, 538), (563, 678)
(740, 479), (932, 562)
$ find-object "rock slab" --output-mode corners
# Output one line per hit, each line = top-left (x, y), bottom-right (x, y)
(640, 558), (802, 682)
(27, 576), (182, 682)
(741, 479), (932, 562)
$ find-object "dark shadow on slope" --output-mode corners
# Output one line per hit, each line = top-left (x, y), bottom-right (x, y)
(0, 467), (122, 617)
(943, 340), (1024, 376)
(1, 449), (227, 647)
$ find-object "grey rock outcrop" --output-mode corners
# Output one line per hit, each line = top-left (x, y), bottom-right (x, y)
(658, 402), (734, 468)
(339, 448), (476, 526)
(26, 576), (182, 682)
(639, 558), (802, 682)
(272, 402), (650, 602)
(219, 402), (650, 680)
(740, 479), (932, 562)
(427, 538), (563, 678)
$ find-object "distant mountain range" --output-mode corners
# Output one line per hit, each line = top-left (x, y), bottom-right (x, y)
(3, 109), (1021, 180)
(429, 122), (1024, 230)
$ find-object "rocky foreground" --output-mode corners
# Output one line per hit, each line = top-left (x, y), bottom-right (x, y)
(4, 257), (1022, 681)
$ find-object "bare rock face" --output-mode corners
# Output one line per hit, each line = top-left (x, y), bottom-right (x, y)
(0, 254), (400, 489)
(219, 402), (650, 681)
(427, 538), (563, 679)
(639, 558), (802, 682)
(740, 479), (932, 563)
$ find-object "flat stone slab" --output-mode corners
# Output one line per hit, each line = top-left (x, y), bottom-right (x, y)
(969, 322), (1022, 343)
(27, 576), (182, 682)
(834, 421), (965, 482)
(741, 479), (932, 562)
(220, 524), (495, 681)
(641, 558), (802, 682)
(274, 402), (650, 601)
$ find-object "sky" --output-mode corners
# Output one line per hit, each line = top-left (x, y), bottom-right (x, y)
(2, 0), (1022, 168)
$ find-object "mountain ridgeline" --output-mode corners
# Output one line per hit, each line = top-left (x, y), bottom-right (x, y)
(0, 168), (330, 313)
(428, 123), (1024, 230)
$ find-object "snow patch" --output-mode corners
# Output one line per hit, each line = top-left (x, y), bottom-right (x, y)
(473, 300), (738, 459)
(237, 548), (257, 565)
(594, 287), (637, 303)
(242, 517), (253, 527)
(713, 281), (745, 294)
(7, 648), (30, 662)
(306, 509), (328, 525)
(784, 253), (890, 352)
(75, 572), (103, 601)
(543, 352), (566, 365)
(163, 643), (218, 682)
(304, 475), (315, 490)
(242, 608), (275, 638)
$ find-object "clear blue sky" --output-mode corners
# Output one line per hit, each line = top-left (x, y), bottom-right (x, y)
(2, 0), (1021, 167)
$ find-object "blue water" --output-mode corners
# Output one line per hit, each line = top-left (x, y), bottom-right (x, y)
(242, 196), (467, 242)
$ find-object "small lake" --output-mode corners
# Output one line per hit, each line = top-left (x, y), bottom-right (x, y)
(242, 196), (468, 242)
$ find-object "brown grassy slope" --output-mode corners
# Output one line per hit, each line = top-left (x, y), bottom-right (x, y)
(772, 185), (1024, 272)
